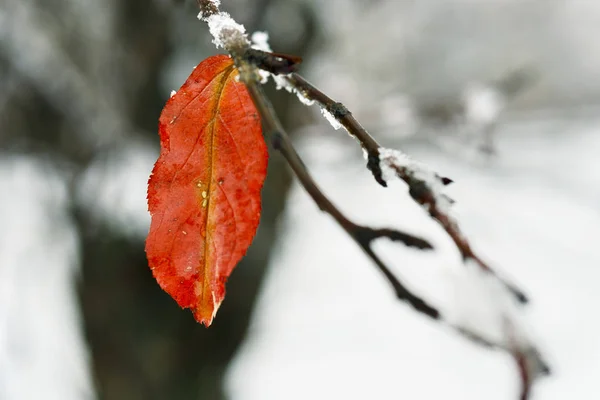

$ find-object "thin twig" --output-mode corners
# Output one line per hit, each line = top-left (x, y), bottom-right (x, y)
(284, 73), (548, 398)
(285, 74), (383, 178)
(245, 81), (439, 319)
(517, 351), (531, 400)
(286, 72), (528, 304)
(196, 0), (440, 320)
(286, 71), (551, 400)
(193, 2), (548, 398)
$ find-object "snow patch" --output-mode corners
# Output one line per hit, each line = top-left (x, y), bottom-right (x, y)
(266, 72), (314, 106)
(251, 31), (272, 52)
(199, 12), (249, 50)
(248, 31), (314, 105)
(291, 87), (315, 106)
(378, 147), (452, 213)
(320, 108), (342, 130)
(248, 32), (270, 84)
(0, 157), (94, 400)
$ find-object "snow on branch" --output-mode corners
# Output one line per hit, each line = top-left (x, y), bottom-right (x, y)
(197, 1), (314, 105)
(378, 147), (454, 213)
(378, 149), (550, 391)
(284, 73), (528, 305)
(193, 1), (548, 398)
(197, 1), (249, 51)
(279, 61), (546, 400)
(248, 32), (315, 106)
(194, 0), (441, 319)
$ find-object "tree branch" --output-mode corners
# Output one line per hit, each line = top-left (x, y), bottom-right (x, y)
(283, 73), (551, 398)
(286, 72), (528, 304)
(196, 0), (439, 320)
(245, 78), (439, 319)
(193, 2), (548, 398)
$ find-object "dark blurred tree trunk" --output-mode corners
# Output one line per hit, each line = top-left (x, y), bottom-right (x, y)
(1, 0), (317, 398)
(72, 1), (317, 400)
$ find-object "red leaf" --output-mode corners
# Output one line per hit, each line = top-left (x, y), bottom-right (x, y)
(146, 54), (268, 326)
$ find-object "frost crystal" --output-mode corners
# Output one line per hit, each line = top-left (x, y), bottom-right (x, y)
(362, 148), (369, 160)
(378, 147), (452, 213)
(199, 12), (249, 50)
(248, 31), (314, 105)
(198, 6), (314, 106)
(321, 108), (342, 130)
(378, 148), (412, 182)
(250, 32), (271, 84)
(251, 31), (272, 52)
(273, 75), (294, 91)
(293, 89), (315, 106)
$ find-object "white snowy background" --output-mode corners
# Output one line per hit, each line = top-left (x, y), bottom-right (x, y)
(1, 0), (599, 399)
(225, 117), (600, 400)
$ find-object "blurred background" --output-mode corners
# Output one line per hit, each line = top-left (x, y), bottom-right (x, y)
(0, 0), (599, 399)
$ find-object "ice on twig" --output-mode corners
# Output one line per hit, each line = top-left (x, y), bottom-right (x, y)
(249, 31), (314, 105)
(251, 31), (272, 52)
(198, 11), (249, 50)
(272, 69), (314, 106)
(250, 32), (271, 84)
(290, 87), (315, 106)
(378, 147), (452, 213)
(320, 108), (342, 130)
(200, 8), (314, 106)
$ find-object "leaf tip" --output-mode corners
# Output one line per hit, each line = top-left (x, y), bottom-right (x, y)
(193, 292), (223, 327)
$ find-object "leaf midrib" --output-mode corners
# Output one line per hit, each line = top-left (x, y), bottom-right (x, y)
(200, 63), (236, 319)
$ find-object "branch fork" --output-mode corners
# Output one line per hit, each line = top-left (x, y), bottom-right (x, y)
(194, 2), (549, 398)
